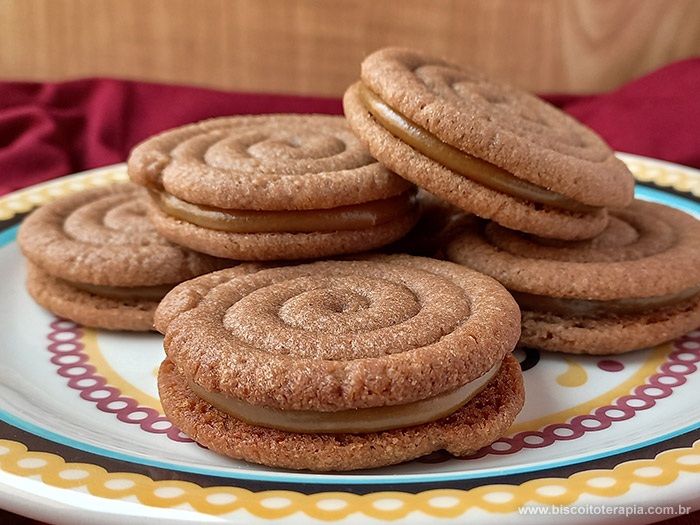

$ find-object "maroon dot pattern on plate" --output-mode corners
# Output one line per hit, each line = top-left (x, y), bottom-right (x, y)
(46, 318), (700, 457)
(47, 319), (192, 443)
(598, 359), (625, 372)
(419, 329), (700, 463)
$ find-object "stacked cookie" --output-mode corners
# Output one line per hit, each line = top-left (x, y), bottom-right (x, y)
(123, 112), (525, 471)
(155, 255), (523, 471)
(17, 183), (232, 331)
(342, 47), (700, 356)
(343, 47), (634, 241)
(18, 46), (700, 472)
(17, 108), (527, 471)
(444, 202), (700, 354)
(127, 114), (419, 261)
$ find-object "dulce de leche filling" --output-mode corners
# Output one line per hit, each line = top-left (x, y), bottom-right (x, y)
(512, 286), (700, 318)
(69, 281), (174, 301)
(187, 361), (501, 434)
(357, 83), (599, 214)
(149, 188), (418, 234)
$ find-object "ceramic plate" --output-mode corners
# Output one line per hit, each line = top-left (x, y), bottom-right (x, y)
(1, 155), (699, 524)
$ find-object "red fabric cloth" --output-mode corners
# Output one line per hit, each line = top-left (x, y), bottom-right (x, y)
(0, 81), (342, 195)
(0, 57), (699, 196)
(542, 57), (700, 171)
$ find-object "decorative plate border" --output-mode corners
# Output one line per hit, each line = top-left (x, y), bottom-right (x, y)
(623, 154), (700, 199)
(46, 315), (699, 459)
(46, 319), (191, 443)
(0, 167), (129, 221)
(0, 157), (699, 522)
(1, 436), (699, 519)
(464, 338), (700, 459)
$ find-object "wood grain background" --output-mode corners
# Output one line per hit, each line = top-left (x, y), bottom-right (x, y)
(1, 0), (699, 96)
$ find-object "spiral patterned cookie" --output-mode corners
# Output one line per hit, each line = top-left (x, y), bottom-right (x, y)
(18, 183), (230, 331)
(156, 254), (524, 471)
(446, 200), (700, 354)
(343, 47), (635, 240)
(128, 114), (419, 260)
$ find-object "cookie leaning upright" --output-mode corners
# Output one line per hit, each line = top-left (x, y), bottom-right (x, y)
(156, 254), (524, 471)
(17, 183), (230, 331)
(446, 200), (700, 354)
(128, 114), (419, 260)
(343, 47), (635, 240)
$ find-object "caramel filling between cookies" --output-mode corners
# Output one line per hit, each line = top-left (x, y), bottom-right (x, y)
(149, 188), (418, 233)
(69, 281), (174, 301)
(512, 286), (700, 318)
(358, 83), (599, 214)
(188, 362), (501, 434)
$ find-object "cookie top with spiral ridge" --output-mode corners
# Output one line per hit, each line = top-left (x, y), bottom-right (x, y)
(127, 114), (419, 260)
(17, 183), (228, 287)
(358, 47), (633, 207)
(343, 47), (635, 240)
(128, 114), (412, 210)
(446, 200), (700, 300)
(157, 254), (521, 411)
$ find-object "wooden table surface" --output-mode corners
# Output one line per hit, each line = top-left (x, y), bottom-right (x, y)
(1, 0), (699, 96)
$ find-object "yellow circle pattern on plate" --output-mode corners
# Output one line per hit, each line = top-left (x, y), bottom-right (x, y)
(624, 155), (700, 198)
(1, 438), (700, 519)
(0, 167), (129, 220)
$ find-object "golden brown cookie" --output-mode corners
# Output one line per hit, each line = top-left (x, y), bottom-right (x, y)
(156, 254), (523, 471)
(17, 183), (230, 331)
(446, 200), (700, 354)
(128, 114), (420, 260)
(343, 47), (636, 240)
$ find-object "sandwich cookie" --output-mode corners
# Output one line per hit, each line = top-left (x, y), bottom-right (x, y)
(17, 183), (230, 331)
(446, 200), (700, 354)
(156, 254), (524, 471)
(128, 114), (419, 260)
(343, 47), (635, 240)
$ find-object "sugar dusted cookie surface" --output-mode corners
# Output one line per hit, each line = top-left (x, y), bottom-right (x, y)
(344, 47), (635, 240)
(156, 254), (524, 471)
(446, 200), (700, 354)
(128, 114), (419, 260)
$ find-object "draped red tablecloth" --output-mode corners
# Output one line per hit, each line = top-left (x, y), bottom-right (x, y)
(1, 57), (699, 196)
(1, 60), (699, 525)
